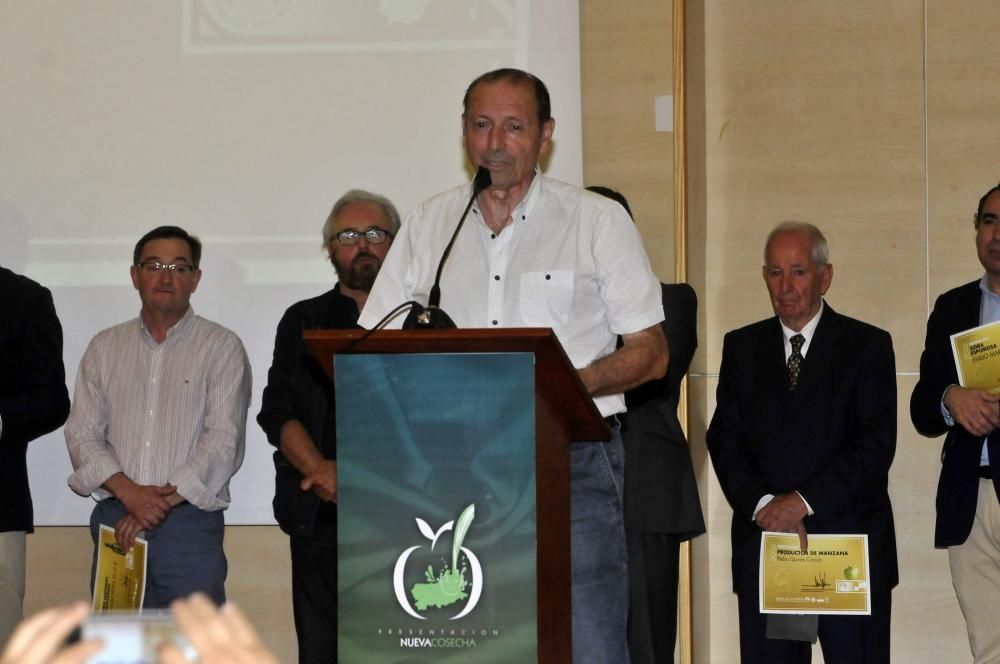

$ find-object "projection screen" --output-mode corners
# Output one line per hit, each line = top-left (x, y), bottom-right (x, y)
(1, 0), (583, 525)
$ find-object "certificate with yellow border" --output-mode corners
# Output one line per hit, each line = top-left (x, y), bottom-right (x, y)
(92, 524), (147, 612)
(951, 320), (1000, 393)
(759, 533), (870, 615)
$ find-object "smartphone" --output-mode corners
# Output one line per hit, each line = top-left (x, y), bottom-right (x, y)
(79, 612), (195, 664)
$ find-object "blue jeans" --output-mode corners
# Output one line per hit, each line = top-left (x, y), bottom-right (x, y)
(571, 427), (630, 664)
(89, 499), (227, 609)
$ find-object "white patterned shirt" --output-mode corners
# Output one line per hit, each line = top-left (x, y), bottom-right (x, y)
(66, 307), (251, 511)
(358, 173), (664, 416)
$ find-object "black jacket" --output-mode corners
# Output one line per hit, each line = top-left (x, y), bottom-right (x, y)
(0, 266), (70, 532)
(257, 285), (360, 536)
(621, 283), (705, 538)
(707, 303), (898, 594)
(910, 279), (1000, 548)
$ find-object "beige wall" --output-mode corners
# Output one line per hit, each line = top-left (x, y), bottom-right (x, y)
(583, 0), (1000, 662)
(581, 0), (675, 280)
(686, 1), (995, 662)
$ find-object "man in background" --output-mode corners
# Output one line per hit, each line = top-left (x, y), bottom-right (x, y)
(0, 265), (70, 645)
(65, 226), (251, 607)
(911, 182), (1000, 662)
(359, 68), (668, 663)
(586, 185), (706, 664)
(707, 222), (897, 663)
(257, 190), (400, 664)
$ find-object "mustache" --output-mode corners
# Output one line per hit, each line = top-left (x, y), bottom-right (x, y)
(484, 149), (512, 161)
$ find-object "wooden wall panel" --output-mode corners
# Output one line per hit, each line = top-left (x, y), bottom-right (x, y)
(581, 0), (675, 281)
(699, 1), (925, 373)
(927, 1), (1000, 303)
(688, 1), (972, 662)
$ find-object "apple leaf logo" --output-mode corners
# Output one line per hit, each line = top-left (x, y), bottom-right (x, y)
(393, 504), (483, 620)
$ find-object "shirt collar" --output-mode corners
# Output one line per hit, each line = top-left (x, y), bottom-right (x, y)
(331, 282), (361, 316)
(472, 166), (543, 228)
(780, 300), (824, 355)
(978, 274), (1000, 299)
(516, 167), (543, 220)
(138, 306), (195, 347)
(978, 274), (1000, 325)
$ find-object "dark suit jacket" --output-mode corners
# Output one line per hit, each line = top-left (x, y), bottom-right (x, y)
(910, 279), (1000, 548)
(0, 266), (70, 533)
(621, 283), (705, 538)
(706, 302), (898, 595)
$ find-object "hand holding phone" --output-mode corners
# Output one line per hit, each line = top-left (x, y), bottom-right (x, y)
(0, 601), (102, 664)
(159, 594), (277, 664)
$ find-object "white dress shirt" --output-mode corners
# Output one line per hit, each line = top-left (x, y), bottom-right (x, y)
(358, 173), (665, 416)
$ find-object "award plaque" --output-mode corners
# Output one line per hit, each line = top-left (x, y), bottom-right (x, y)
(759, 533), (870, 615)
(92, 525), (147, 612)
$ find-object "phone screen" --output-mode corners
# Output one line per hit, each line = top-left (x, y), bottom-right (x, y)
(81, 613), (194, 664)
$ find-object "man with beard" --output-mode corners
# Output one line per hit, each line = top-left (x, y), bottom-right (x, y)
(257, 189), (400, 664)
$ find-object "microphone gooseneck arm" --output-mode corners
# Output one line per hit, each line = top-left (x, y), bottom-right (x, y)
(428, 166), (492, 308)
(403, 167), (492, 330)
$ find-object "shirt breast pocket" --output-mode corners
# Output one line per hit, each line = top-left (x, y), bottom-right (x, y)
(519, 270), (574, 327)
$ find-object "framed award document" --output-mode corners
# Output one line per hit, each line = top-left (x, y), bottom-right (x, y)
(93, 524), (148, 612)
(759, 533), (870, 615)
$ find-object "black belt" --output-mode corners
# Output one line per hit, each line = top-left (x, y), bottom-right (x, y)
(979, 465), (992, 480)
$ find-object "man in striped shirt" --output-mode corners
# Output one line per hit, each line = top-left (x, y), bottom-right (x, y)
(65, 226), (252, 608)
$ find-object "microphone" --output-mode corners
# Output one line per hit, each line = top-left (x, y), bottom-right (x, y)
(403, 166), (492, 329)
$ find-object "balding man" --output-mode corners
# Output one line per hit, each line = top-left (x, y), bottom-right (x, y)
(707, 222), (897, 663)
(359, 69), (667, 664)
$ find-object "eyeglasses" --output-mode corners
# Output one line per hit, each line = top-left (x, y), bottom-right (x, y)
(136, 261), (197, 275)
(332, 227), (393, 246)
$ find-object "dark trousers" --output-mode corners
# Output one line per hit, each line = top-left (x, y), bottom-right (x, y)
(736, 585), (891, 664)
(290, 516), (337, 664)
(89, 499), (226, 609)
(627, 531), (682, 664)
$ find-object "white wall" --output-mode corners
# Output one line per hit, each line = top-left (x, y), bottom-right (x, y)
(1, 0), (583, 525)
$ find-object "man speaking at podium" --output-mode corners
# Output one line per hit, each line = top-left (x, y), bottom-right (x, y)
(359, 68), (668, 663)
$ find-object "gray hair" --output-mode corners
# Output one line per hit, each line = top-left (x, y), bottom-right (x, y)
(764, 221), (829, 268)
(322, 189), (401, 245)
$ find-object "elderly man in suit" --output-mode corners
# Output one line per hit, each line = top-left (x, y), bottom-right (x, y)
(706, 222), (897, 663)
(911, 181), (1000, 663)
(0, 266), (70, 646)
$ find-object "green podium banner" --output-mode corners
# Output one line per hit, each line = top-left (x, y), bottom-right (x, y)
(335, 353), (538, 663)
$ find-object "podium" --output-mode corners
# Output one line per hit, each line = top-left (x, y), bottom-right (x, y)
(304, 328), (610, 663)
